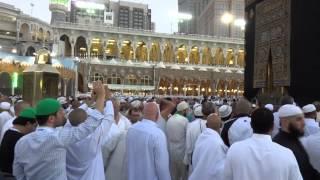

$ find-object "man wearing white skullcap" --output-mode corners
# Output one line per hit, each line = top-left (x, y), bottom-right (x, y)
(0, 102), (13, 140)
(301, 104), (320, 137)
(225, 108), (302, 180)
(272, 96), (295, 137)
(219, 105), (232, 122)
(221, 98), (252, 147)
(166, 101), (189, 180)
(265, 104), (274, 112)
(273, 104), (319, 180)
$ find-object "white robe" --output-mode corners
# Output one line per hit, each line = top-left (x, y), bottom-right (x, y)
(224, 134), (303, 180)
(189, 128), (227, 180)
(272, 112), (281, 137)
(304, 118), (319, 137)
(302, 131), (320, 172)
(0, 111), (13, 138)
(166, 114), (188, 180)
(103, 115), (131, 180)
(184, 118), (206, 167)
(66, 101), (114, 180)
(0, 116), (15, 143)
(126, 119), (171, 180)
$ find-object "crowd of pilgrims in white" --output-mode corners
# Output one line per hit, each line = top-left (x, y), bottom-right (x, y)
(0, 82), (320, 180)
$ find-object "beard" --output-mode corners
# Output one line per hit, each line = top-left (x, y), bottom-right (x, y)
(288, 123), (304, 138)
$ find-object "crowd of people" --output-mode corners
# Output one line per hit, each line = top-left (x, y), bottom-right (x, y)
(0, 82), (320, 180)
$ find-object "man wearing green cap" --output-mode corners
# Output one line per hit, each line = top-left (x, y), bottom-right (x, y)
(13, 81), (114, 180)
(0, 108), (37, 178)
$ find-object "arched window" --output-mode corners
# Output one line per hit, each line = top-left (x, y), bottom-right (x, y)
(141, 75), (152, 85)
(107, 73), (121, 84)
(90, 73), (104, 82)
(126, 74), (137, 85)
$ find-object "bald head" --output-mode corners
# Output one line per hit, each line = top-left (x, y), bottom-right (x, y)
(68, 108), (88, 126)
(14, 101), (30, 116)
(143, 102), (159, 122)
(207, 113), (222, 133)
(235, 98), (251, 115)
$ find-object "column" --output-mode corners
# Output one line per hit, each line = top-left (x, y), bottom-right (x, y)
(187, 47), (191, 64)
(183, 84), (187, 96)
(236, 84), (240, 97)
(169, 83), (173, 96)
(173, 44), (177, 63)
(71, 43), (75, 57)
(102, 41), (106, 60)
(224, 83), (228, 97)
(16, 27), (20, 42)
(160, 45), (164, 62)
(197, 84), (201, 96)
(75, 62), (79, 95)
(147, 41), (151, 62)
(199, 51), (203, 65)
(118, 41), (122, 60)
(63, 79), (68, 96)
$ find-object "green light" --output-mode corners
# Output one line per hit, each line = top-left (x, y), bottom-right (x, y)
(12, 72), (18, 88)
(50, 0), (69, 6)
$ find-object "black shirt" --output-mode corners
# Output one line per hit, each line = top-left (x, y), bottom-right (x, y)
(0, 129), (24, 174)
(273, 130), (320, 180)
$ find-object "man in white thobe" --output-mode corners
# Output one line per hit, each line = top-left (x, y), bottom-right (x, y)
(166, 101), (189, 180)
(189, 113), (227, 180)
(0, 102), (13, 138)
(103, 98), (131, 180)
(184, 102), (216, 173)
(66, 100), (114, 180)
(13, 81), (112, 180)
(126, 102), (171, 180)
(224, 108), (303, 180)
(302, 104), (319, 136)
(302, 131), (320, 173)
(271, 96), (295, 137)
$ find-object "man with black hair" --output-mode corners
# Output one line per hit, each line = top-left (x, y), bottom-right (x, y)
(0, 101), (30, 143)
(224, 108), (302, 180)
(13, 81), (114, 180)
(221, 98), (252, 147)
(0, 108), (37, 178)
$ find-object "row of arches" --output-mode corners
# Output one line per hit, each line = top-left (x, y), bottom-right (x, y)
(60, 35), (245, 67)
(20, 23), (51, 42)
(90, 73), (153, 86)
(158, 78), (244, 96)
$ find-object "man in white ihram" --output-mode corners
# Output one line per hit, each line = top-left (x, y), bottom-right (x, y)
(13, 81), (112, 180)
(166, 101), (189, 180)
(103, 98), (131, 180)
(65, 94), (114, 180)
(0, 102), (14, 138)
(224, 108), (302, 180)
(189, 113), (227, 180)
(126, 102), (171, 180)
(302, 104), (319, 136)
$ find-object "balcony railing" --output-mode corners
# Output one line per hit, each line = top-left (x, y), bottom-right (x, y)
(74, 57), (244, 73)
(52, 21), (244, 44)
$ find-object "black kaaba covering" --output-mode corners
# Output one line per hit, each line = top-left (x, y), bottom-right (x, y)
(244, 0), (320, 106)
